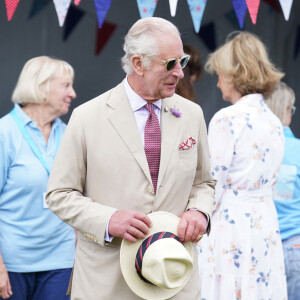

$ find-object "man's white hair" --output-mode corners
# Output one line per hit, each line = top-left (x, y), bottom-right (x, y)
(121, 17), (181, 75)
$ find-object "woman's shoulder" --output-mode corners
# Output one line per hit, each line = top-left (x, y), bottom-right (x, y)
(0, 112), (16, 137)
(211, 104), (243, 123)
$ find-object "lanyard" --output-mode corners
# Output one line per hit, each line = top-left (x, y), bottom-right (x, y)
(10, 108), (61, 175)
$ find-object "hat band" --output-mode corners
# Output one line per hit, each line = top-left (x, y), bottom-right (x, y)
(135, 231), (182, 285)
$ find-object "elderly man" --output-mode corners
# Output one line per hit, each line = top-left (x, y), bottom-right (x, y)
(46, 17), (215, 299)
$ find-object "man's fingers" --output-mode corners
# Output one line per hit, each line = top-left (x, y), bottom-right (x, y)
(123, 232), (138, 243)
(177, 218), (188, 241)
(130, 218), (150, 236)
(184, 224), (196, 242)
(127, 225), (147, 240)
(134, 212), (152, 228)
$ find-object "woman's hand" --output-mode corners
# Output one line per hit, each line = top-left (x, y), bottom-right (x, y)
(0, 262), (12, 299)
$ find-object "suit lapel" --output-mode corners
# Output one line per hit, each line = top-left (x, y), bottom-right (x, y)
(157, 97), (181, 189)
(106, 84), (152, 184)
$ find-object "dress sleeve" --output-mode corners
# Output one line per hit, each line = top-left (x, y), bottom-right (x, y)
(208, 110), (236, 205)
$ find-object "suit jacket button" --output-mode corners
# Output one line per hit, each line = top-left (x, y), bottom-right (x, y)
(147, 186), (154, 193)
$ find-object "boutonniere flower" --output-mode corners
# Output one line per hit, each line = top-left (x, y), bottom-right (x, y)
(164, 106), (182, 118)
(171, 108), (182, 118)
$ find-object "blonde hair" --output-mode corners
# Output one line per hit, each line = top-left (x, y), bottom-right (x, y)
(265, 81), (295, 124)
(12, 56), (74, 104)
(121, 17), (181, 74)
(205, 32), (284, 98)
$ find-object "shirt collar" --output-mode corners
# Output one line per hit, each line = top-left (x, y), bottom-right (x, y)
(123, 76), (162, 112)
(14, 103), (32, 126)
(13, 103), (62, 129)
(237, 94), (264, 106)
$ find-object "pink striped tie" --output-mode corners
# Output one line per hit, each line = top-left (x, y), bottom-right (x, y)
(144, 103), (161, 193)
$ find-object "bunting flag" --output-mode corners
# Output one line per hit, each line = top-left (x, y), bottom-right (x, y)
(294, 25), (300, 59)
(262, 0), (281, 12)
(245, 0), (261, 24)
(279, 0), (294, 21)
(136, 0), (158, 19)
(169, 0), (178, 17)
(5, 0), (20, 21)
(226, 9), (242, 30)
(63, 5), (85, 41)
(95, 21), (117, 55)
(28, 0), (52, 19)
(53, 0), (72, 27)
(187, 0), (207, 33)
(94, 0), (113, 29)
(74, 0), (81, 5)
(231, 0), (247, 28)
(197, 22), (216, 51)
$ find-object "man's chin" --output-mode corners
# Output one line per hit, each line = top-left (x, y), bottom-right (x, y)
(162, 89), (176, 99)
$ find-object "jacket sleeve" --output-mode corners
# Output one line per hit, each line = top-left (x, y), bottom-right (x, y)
(46, 108), (116, 247)
(186, 107), (216, 233)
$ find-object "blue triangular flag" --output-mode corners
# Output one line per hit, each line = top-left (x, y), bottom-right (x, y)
(94, 0), (113, 29)
(231, 0), (247, 29)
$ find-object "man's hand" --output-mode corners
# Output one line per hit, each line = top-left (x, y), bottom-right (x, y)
(108, 210), (152, 243)
(0, 262), (12, 299)
(177, 210), (207, 243)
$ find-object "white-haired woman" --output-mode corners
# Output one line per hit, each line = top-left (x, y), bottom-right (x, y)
(0, 56), (76, 299)
(265, 82), (300, 300)
(198, 32), (287, 299)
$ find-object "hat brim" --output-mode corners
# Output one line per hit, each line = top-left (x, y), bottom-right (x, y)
(120, 211), (194, 300)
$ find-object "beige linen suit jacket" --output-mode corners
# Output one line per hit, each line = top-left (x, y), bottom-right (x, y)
(46, 82), (215, 300)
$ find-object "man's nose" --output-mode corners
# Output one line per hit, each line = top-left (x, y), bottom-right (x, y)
(171, 62), (184, 79)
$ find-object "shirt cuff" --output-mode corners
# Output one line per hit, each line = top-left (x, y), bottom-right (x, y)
(105, 210), (118, 242)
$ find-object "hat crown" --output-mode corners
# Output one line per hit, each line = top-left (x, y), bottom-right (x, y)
(142, 238), (193, 289)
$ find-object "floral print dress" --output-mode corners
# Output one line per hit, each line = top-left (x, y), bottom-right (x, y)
(198, 94), (287, 300)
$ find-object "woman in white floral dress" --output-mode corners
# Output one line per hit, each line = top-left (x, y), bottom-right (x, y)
(198, 32), (287, 299)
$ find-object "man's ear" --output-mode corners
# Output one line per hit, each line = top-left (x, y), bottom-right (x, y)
(131, 55), (144, 76)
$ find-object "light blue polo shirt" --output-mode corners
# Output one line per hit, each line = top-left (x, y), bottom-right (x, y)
(0, 104), (75, 272)
(274, 126), (300, 241)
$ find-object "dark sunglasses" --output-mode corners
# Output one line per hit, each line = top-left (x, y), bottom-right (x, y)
(151, 54), (191, 71)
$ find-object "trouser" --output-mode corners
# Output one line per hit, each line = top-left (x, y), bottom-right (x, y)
(1, 269), (72, 300)
(282, 234), (300, 300)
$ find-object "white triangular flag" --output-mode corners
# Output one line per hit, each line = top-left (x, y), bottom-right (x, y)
(169, 0), (178, 17)
(279, 0), (294, 21)
(53, 0), (72, 27)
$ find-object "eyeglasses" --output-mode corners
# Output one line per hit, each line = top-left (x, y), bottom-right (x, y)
(150, 54), (191, 71)
(291, 105), (296, 115)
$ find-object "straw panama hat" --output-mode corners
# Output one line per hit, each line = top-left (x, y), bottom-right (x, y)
(120, 211), (194, 300)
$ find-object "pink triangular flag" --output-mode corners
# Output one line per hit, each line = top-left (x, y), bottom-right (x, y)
(245, 0), (261, 24)
(5, 0), (20, 21)
(74, 0), (81, 5)
(169, 0), (178, 17)
(279, 0), (293, 21)
(53, 0), (72, 27)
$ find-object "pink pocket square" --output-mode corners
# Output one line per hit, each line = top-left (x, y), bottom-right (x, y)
(179, 137), (196, 150)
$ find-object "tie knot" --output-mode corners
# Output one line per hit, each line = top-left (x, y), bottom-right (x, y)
(145, 103), (155, 114)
